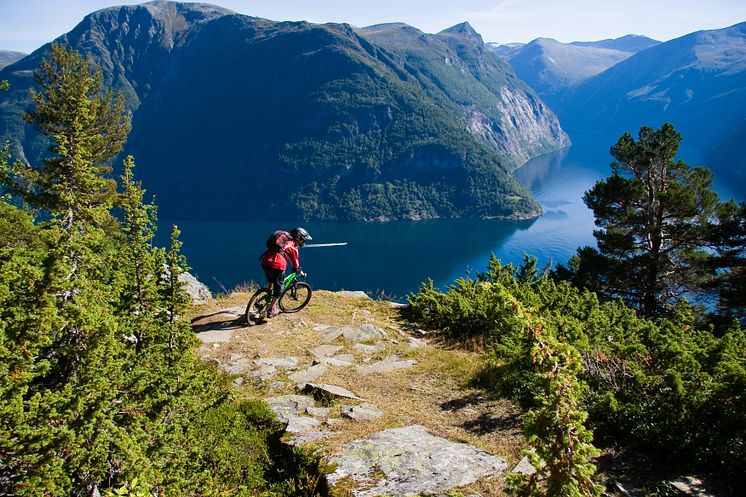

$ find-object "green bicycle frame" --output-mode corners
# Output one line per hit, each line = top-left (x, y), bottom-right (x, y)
(280, 272), (299, 293)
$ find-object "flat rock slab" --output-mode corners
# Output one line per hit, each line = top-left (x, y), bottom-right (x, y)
(289, 364), (328, 385)
(341, 403), (383, 421)
(328, 425), (507, 496)
(265, 395), (322, 435)
(356, 357), (417, 375)
(670, 476), (717, 497)
(311, 345), (344, 359)
(255, 357), (300, 370)
(322, 324), (387, 344)
(320, 354), (356, 367)
(195, 329), (233, 343)
(353, 343), (387, 355)
(302, 383), (363, 401)
(511, 456), (537, 475)
(221, 359), (252, 375)
(306, 406), (331, 418)
(265, 395), (317, 423)
(286, 415), (321, 434)
(289, 430), (343, 446)
(252, 365), (279, 381)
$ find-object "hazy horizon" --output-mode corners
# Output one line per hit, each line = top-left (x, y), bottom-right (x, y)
(1, 0), (745, 54)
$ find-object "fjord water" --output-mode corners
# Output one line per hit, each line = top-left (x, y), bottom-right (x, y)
(160, 135), (740, 301)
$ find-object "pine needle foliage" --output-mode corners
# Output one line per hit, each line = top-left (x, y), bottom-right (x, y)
(1, 44), (321, 496)
(556, 123), (746, 321)
(508, 324), (603, 497)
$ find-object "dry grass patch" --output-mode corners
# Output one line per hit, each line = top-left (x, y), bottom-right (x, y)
(188, 289), (527, 496)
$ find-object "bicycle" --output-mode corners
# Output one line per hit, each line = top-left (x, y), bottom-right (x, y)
(244, 272), (313, 325)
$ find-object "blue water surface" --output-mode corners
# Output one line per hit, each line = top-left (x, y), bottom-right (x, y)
(158, 135), (741, 301)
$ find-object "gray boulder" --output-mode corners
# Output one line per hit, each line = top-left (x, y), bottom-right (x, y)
(328, 425), (507, 496)
(341, 403), (383, 422)
(356, 355), (417, 375)
(289, 364), (328, 386)
(322, 323), (387, 344)
(179, 271), (212, 304)
(302, 383), (363, 401)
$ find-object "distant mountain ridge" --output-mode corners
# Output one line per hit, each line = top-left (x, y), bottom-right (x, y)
(556, 22), (746, 186)
(487, 35), (660, 107)
(0, 50), (27, 69)
(0, 1), (570, 222)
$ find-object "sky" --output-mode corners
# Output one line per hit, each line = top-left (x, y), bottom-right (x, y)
(1, 0), (746, 54)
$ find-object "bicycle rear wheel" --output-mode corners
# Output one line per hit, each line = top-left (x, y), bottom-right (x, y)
(279, 282), (312, 313)
(245, 288), (272, 325)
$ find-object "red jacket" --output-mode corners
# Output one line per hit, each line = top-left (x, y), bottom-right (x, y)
(260, 239), (300, 271)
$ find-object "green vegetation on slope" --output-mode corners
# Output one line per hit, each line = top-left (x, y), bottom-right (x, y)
(407, 256), (746, 485)
(404, 125), (746, 492)
(0, 44), (322, 497)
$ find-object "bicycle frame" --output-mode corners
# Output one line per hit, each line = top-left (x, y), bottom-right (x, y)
(279, 272), (300, 293)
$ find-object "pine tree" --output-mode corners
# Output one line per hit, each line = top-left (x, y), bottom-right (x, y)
(710, 200), (746, 324)
(9, 43), (129, 226)
(559, 123), (721, 317)
(113, 155), (165, 352)
(510, 324), (604, 497)
(0, 44), (137, 496)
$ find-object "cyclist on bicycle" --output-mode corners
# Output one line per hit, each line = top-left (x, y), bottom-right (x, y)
(260, 227), (312, 318)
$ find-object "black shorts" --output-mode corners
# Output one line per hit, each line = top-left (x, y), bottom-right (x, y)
(262, 266), (284, 297)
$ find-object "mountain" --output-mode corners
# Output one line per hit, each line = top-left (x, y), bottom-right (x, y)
(556, 22), (746, 186)
(488, 35), (660, 108)
(356, 22), (569, 169)
(569, 34), (661, 52)
(0, 50), (26, 69)
(0, 1), (571, 222)
(485, 42), (524, 58)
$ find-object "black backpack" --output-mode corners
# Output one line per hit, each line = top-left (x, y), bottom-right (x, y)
(266, 230), (291, 253)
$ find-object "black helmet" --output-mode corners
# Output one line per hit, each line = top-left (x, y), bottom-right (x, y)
(290, 227), (312, 244)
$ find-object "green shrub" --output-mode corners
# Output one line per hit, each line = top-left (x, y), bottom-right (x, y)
(406, 255), (746, 477)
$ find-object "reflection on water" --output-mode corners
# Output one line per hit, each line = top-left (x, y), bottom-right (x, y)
(161, 133), (739, 301)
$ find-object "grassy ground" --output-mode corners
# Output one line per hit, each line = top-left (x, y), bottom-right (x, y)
(189, 289), (526, 496)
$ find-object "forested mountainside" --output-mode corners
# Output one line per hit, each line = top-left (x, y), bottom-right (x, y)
(357, 22), (569, 169)
(0, 0), (570, 222)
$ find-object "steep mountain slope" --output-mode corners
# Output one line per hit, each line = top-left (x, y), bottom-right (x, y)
(488, 35), (659, 108)
(357, 22), (569, 169)
(556, 22), (746, 185)
(0, 1), (573, 222)
(0, 51), (26, 69)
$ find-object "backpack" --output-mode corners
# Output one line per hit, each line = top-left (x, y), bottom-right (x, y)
(266, 230), (291, 253)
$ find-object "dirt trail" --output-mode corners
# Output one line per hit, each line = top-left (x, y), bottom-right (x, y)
(190, 290), (525, 496)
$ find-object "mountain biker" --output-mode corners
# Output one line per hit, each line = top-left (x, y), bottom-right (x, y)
(260, 227), (312, 318)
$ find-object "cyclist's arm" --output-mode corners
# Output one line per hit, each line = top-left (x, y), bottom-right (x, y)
(283, 241), (301, 272)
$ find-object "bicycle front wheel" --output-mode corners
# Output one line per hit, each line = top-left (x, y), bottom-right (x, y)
(245, 288), (272, 325)
(279, 282), (312, 313)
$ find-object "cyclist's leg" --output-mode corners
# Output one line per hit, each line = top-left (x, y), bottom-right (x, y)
(262, 266), (284, 317)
